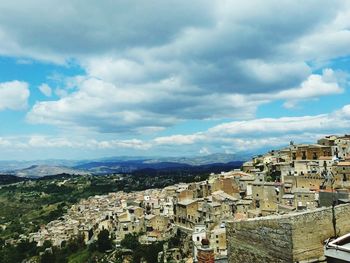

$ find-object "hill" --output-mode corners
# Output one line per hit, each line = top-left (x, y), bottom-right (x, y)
(11, 165), (90, 178)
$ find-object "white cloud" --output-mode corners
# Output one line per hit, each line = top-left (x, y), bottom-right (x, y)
(4, 104), (350, 158)
(149, 104), (350, 153)
(0, 81), (29, 111)
(38, 83), (52, 97)
(28, 136), (75, 148)
(1, 135), (151, 151)
(199, 147), (211, 155)
(246, 68), (347, 109)
(0, 1), (348, 139)
(274, 69), (345, 108)
(154, 134), (203, 145)
(0, 138), (11, 147)
(26, 67), (346, 133)
(22, 1), (349, 133)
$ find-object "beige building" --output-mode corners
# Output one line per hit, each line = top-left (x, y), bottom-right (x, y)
(177, 189), (194, 202)
(284, 175), (326, 191)
(318, 135), (337, 147)
(290, 144), (332, 161)
(210, 227), (227, 257)
(252, 182), (280, 214)
(333, 136), (350, 159)
(333, 161), (350, 182)
(211, 177), (240, 197)
(292, 189), (317, 210)
(116, 209), (145, 240)
(145, 214), (169, 233)
(242, 161), (255, 173)
(198, 198), (222, 229)
(175, 199), (200, 229)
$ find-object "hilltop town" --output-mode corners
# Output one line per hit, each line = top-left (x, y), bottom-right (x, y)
(9, 134), (349, 262)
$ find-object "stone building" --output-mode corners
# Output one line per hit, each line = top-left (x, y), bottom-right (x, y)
(145, 214), (169, 232)
(177, 189), (194, 202)
(227, 204), (350, 263)
(209, 227), (227, 257)
(333, 161), (350, 182)
(317, 135), (337, 147)
(292, 188), (317, 210)
(174, 199), (200, 229)
(333, 136), (350, 159)
(283, 175), (327, 191)
(251, 182), (280, 215)
(290, 144), (332, 161)
(198, 198), (222, 229)
(211, 177), (240, 197)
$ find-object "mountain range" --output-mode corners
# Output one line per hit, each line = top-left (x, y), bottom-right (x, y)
(0, 153), (248, 178)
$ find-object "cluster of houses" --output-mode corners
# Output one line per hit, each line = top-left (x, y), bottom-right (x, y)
(241, 135), (350, 216)
(28, 134), (350, 262)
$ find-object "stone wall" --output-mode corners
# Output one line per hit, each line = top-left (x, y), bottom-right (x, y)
(227, 215), (293, 262)
(227, 204), (350, 263)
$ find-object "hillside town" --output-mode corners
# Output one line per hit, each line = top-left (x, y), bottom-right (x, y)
(26, 134), (350, 262)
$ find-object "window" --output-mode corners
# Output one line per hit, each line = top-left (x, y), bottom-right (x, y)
(255, 200), (260, 208)
(197, 236), (200, 241)
(302, 151), (307, 160)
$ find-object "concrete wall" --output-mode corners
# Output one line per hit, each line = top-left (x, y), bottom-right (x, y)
(227, 204), (350, 263)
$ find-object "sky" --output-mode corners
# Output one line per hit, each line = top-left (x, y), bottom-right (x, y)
(0, 0), (350, 160)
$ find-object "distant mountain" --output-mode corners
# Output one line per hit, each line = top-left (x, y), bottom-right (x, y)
(132, 161), (244, 177)
(142, 153), (242, 166)
(74, 153), (245, 174)
(10, 165), (90, 179)
(0, 160), (81, 172)
(74, 160), (193, 174)
(0, 153), (248, 176)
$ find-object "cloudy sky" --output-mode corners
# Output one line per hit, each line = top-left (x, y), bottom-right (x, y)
(1, 0), (350, 160)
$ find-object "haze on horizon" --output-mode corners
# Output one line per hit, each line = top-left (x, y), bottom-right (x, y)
(0, 0), (350, 160)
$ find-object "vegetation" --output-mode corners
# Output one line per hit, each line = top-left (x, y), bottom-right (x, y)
(0, 174), (28, 185)
(0, 234), (101, 263)
(119, 233), (164, 263)
(0, 239), (37, 263)
(97, 229), (112, 252)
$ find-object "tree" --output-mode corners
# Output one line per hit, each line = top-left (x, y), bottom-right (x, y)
(142, 242), (163, 263)
(40, 250), (55, 263)
(97, 229), (112, 252)
(120, 233), (140, 250)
